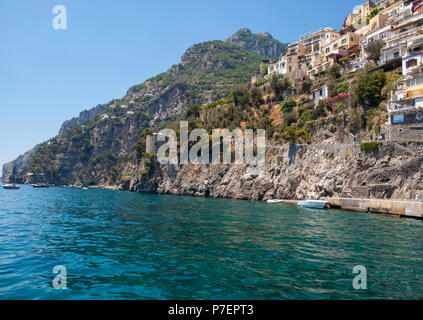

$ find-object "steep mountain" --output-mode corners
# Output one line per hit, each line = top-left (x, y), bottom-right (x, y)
(4, 40), (263, 185)
(225, 28), (288, 60)
(59, 104), (108, 135)
(126, 40), (263, 123)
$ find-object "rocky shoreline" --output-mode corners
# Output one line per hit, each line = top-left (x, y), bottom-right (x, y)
(114, 141), (423, 202)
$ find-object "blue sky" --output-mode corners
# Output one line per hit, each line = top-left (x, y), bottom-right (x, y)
(0, 0), (361, 173)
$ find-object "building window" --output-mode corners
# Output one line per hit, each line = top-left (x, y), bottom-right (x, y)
(406, 59), (418, 68)
(342, 38), (347, 44)
(333, 44), (338, 49)
(326, 48), (330, 53)
(393, 114), (404, 124)
(351, 36), (355, 42)
(407, 78), (423, 87)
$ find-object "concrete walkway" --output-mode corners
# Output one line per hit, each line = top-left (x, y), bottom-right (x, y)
(326, 197), (423, 219)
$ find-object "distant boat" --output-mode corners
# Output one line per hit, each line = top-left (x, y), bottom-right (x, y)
(298, 200), (328, 209)
(267, 199), (283, 204)
(3, 183), (20, 190)
(32, 184), (49, 188)
(298, 192), (328, 209)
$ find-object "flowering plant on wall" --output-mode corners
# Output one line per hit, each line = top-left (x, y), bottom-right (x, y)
(412, 0), (423, 13)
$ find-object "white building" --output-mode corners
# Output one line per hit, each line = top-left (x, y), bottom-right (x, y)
(380, 12), (423, 67)
(310, 85), (329, 107)
(267, 55), (287, 77)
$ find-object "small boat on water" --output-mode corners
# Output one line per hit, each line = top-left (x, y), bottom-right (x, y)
(298, 200), (328, 209)
(267, 199), (283, 204)
(32, 184), (49, 188)
(2, 183), (20, 190)
(298, 192), (328, 209)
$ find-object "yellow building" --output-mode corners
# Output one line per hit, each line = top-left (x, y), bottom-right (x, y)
(405, 77), (423, 99)
(308, 32), (360, 78)
(403, 48), (423, 99)
(345, 1), (377, 27)
(355, 12), (388, 37)
(322, 32), (360, 60)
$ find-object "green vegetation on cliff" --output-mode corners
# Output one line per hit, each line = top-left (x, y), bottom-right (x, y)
(225, 28), (288, 59)
(130, 41), (262, 104)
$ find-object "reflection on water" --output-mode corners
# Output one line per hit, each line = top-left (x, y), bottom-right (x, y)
(0, 185), (422, 299)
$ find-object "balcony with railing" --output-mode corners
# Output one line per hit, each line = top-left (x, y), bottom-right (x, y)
(391, 88), (405, 102)
(390, 12), (423, 29)
(388, 99), (417, 114)
(385, 28), (423, 49)
(405, 65), (423, 78)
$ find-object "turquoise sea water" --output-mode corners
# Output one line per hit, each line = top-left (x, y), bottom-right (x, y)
(0, 185), (422, 300)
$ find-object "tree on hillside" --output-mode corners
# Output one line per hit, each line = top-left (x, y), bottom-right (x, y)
(328, 63), (342, 80)
(185, 105), (202, 118)
(328, 80), (338, 97)
(365, 40), (385, 63)
(250, 86), (264, 107)
(283, 111), (297, 128)
(298, 77), (313, 95)
(232, 85), (249, 107)
(240, 91), (251, 108)
(353, 70), (387, 109)
(281, 126), (310, 144)
(315, 100), (328, 118)
(347, 107), (362, 134)
(270, 75), (291, 101)
(135, 128), (153, 158)
(281, 98), (296, 114)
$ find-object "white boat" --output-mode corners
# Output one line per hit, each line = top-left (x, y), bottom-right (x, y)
(267, 199), (283, 204)
(298, 192), (328, 209)
(3, 183), (20, 190)
(298, 200), (328, 209)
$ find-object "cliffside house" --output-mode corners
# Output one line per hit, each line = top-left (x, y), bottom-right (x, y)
(379, 12), (423, 69)
(386, 40), (423, 141)
(267, 55), (287, 78)
(309, 85), (329, 107)
(345, 1), (377, 29)
(309, 31), (359, 78)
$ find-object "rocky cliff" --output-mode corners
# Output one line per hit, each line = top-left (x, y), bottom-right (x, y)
(2, 146), (39, 182)
(121, 142), (423, 201)
(226, 28), (288, 60)
(59, 104), (108, 135)
(9, 40), (264, 184)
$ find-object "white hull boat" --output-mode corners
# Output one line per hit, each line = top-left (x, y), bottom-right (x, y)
(267, 200), (283, 204)
(298, 200), (328, 209)
(3, 184), (20, 190)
